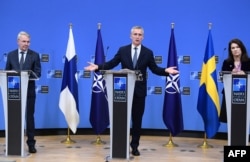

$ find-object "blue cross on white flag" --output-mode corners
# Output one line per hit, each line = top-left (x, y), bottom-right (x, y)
(59, 25), (79, 134)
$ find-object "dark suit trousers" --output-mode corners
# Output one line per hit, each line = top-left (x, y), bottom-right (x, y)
(130, 95), (146, 150)
(26, 94), (36, 147)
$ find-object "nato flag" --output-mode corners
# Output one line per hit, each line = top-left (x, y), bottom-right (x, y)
(163, 27), (184, 136)
(90, 28), (109, 135)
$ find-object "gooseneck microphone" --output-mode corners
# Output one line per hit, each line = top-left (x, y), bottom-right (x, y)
(0, 53), (7, 62)
(219, 47), (227, 81)
(104, 46), (109, 63)
(222, 47), (227, 60)
(0, 53), (7, 69)
(100, 46), (109, 74)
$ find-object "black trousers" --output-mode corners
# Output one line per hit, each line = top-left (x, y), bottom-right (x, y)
(130, 95), (146, 150)
(26, 90), (36, 147)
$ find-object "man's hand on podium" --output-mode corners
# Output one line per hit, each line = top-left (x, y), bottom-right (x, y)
(84, 62), (98, 71)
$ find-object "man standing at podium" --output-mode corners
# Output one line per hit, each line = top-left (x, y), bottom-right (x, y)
(5, 31), (41, 153)
(84, 26), (179, 156)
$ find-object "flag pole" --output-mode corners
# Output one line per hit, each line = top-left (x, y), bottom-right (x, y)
(163, 22), (179, 148)
(91, 22), (106, 145)
(61, 127), (76, 144)
(197, 22), (214, 149)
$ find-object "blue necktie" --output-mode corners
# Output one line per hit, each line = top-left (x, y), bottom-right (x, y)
(133, 47), (138, 68)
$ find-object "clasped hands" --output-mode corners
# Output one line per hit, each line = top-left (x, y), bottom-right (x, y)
(232, 68), (245, 75)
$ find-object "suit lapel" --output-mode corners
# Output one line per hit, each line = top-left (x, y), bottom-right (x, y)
(12, 50), (20, 70)
(125, 45), (133, 68)
(136, 45), (145, 68)
(22, 50), (31, 69)
(13, 50), (21, 70)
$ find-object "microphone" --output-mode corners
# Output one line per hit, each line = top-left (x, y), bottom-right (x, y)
(0, 53), (7, 70)
(219, 48), (227, 81)
(100, 46), (109, 74)
(0, 53), (7, 62)
(105, 46), (109, 61)
(134, 60), (143, 81)
(222, 47), (227, 62)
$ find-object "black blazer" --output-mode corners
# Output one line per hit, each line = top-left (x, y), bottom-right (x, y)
(5, 49), (41, 96)
(98, 44), (168, 97)
(221, 59), (250, 72)
(220, 59), (250, 122)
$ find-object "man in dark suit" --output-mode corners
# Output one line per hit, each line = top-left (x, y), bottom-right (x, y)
(5, 31), (41, 153)
(84, 26), (179, 156)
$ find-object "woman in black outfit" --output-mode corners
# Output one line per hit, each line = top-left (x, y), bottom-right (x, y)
(220, 38), (250, 122)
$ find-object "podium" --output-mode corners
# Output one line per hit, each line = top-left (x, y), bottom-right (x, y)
(222, 72), (250, 145)
(102, 69), (138, 160)
(0, 70), (37, 156)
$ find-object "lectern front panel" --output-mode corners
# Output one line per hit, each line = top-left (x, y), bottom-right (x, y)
(112, 74), (128, 158)
(0, 71), (28, 157)
(104, 70), (136, 160)
(231, 106), (247, 145)
(7, 73), (22, 155)
(231, 75), (247, 145)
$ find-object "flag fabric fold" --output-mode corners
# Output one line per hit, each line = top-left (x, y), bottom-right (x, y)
(197, 30), (220, 138)
(59, 27), (79, 134)
(163, 28), (184, 136)
(89, 28), (109, 135)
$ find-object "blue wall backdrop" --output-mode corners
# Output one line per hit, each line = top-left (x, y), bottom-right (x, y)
(1, 0), (250, 133)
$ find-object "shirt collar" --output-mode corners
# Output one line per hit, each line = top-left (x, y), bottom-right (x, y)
(18, 49), (27, 54)
(132, 44), (141, 50)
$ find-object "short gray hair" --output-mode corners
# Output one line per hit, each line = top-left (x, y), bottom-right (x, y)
(130, 26), (144, 34)
(17, 31), (30, 40)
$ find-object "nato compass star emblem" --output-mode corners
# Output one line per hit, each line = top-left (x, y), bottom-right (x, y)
(92, 72), (108, 99)
(233, 78), (246, 92)
(165, 74), (180, 94)
(8, 76), (20, 89)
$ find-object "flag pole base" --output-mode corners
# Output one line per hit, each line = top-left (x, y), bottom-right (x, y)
(163, 134), (178, 147)
(91, 136), (106, 145)
(61, 128), (76, 144)
(61, 136), (76, 144)
(163, 139), (178, 147)
(197, 140), (213, 149)
(198, 133), (213, 148)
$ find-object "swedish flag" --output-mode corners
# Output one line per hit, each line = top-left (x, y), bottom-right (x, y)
(197, 30), (220, 138)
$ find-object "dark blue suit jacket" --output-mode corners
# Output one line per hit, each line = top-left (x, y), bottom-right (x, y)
(5, 49), (41, 96)
(98, 44), (168, 97)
